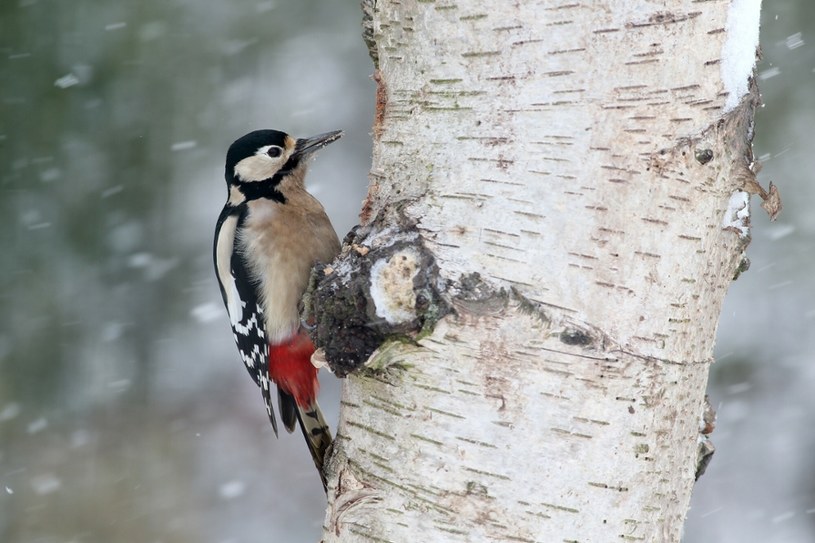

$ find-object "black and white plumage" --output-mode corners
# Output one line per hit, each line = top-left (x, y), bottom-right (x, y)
(213, 129), (342, 488)
(214, 204), (279, 430)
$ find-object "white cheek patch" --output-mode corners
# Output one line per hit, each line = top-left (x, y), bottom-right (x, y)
(233, 146), (291, 182)
(234, 155), (273, 182)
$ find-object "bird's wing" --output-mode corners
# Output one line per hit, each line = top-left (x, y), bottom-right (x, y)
(214, 207), (278, 435)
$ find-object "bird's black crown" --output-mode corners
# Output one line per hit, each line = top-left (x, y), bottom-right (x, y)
(225, 129), (289, 181)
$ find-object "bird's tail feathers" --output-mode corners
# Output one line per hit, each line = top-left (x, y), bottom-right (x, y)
(261, 376), (279, 436)
(278, 388), (298, 433)
(296, 401), (333, 490)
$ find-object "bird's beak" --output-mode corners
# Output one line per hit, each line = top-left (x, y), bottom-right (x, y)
(294, 130), (343, 157)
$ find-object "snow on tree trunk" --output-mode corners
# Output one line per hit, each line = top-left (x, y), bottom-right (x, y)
(315, 1), (768, 541)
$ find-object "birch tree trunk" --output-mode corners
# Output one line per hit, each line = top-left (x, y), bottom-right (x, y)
(315, 1), (771, 541)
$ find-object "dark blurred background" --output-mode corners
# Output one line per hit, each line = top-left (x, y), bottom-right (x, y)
(0, 2), (809, 542)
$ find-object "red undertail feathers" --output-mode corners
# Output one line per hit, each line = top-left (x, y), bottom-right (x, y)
(268, 330), (319, 408)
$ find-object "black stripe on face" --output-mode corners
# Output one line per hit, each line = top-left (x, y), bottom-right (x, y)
(272, 154), (302, 180)
(236, 179), (287, 203)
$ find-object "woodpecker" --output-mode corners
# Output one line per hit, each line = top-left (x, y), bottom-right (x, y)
(213, 128), (342, 489)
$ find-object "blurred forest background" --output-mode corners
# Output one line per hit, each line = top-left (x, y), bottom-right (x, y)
(0, 1), (810, 542)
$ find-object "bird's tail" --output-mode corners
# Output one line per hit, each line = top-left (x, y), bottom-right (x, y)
(269, 331), (333, 490)
(279, 388), (332, 490)
(296, 400), (332, 490)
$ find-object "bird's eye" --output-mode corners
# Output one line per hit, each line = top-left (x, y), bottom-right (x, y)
(267, 146), (282, 158)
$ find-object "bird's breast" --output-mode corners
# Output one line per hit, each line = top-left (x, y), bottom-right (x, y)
(239, 195), (340, 343)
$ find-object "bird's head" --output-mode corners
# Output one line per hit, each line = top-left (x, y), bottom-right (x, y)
(224, 129), (342, 203)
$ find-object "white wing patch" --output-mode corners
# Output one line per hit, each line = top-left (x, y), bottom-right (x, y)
(227, 282), (244, 327)
(216, 215), (241, 321)
(216, 218), (262, 331)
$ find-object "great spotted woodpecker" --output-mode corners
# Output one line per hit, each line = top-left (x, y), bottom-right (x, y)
(213, 129), (342, 489)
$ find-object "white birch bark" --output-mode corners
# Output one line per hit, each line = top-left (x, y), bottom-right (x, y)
(321, 1), (766, 541)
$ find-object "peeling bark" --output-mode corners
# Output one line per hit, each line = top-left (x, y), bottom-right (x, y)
(315, 1), (764, 541)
